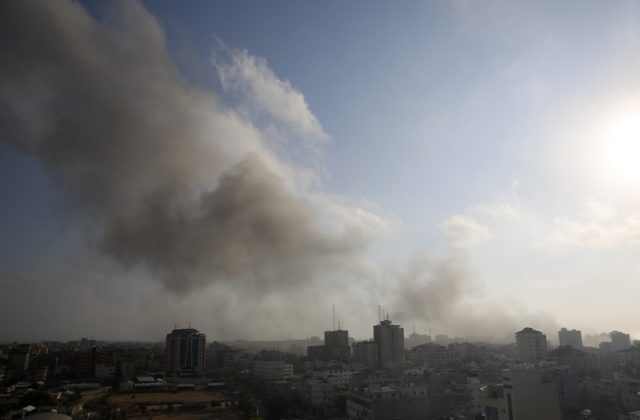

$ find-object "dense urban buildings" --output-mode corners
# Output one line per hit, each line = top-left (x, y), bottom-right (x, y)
(165, 327), (206, 377)
(611, 330), (632, 352)
(350, 318), (404, 370)
(515, 327), (548, 364)
(306, 329), (352, 362)
(2, 324), (640, 419)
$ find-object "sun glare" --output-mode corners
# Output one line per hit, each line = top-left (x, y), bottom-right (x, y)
(605, 111), (640, 182)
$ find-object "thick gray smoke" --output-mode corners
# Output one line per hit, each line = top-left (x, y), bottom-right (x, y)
(0, 0), (558, 343)
(0, 0), (375, 292)
(391, 253), (559, 343)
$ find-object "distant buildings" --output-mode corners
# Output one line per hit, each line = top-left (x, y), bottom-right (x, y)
(515, 327), (548, 364)
(351, 319), (404, 370)
(611, 331), (632, 352)
(306, 329), (351, 362)
(558, 328), (582, 349)
(165, 327), (206, 377)
(547, 346), (597, 373)
(252, 359), (293, 381)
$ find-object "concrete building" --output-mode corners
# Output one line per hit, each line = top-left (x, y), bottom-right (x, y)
(374, 319), (404, 368)
(325, 329), (351, 361)
(352, 340), (379, 370)
(302, 380), (335, 407)
(347, 385), (429, 420)
(252, 359), (293, 381)
(314, 368), (354, 387)
(165, 327), (206, 377)
(307, 344), (326, 361)
(405, 343), (450, 366)
(546, 346), (597, 373)
(515, 327), (548, 364)
(484, 369), (562, 420)
(611, 331), (632, 352)
(558, 328), (582, 349)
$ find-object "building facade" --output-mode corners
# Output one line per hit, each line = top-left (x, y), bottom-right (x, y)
(165, 328), (206, 377)
(515, 327), (548, 364)
(610, 331), (631, 352)
(252, 360), (293, 381)
(325, 329), (351, 361)
(374, 319), (404, 369)
(558, 328), (582, 349)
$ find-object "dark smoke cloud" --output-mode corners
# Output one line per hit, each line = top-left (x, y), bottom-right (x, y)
(0, 0), (376, 292)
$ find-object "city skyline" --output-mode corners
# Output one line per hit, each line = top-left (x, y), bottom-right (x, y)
(2, 0), (640, 343)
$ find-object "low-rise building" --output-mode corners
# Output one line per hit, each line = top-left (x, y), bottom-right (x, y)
(347, 385), (429, 420)
(252, 360), (293, 381)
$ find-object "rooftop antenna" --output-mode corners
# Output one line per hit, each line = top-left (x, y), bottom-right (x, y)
(188, 321), (191, 329)
(332, 304), (336, 331)
(413, 324), (416, 335)
(378, 305), (381, 322)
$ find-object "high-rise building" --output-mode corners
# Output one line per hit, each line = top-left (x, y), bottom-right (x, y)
(352, 340), (379, 370)
(374, 319), (404, 368)
(325, 330), (351, 361)
(558, 328), (582, 349)
(165, 327), (206, 377)
(610, 331), (631, 352)
(516, 327), (548, 364)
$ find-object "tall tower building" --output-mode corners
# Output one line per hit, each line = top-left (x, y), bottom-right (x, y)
(165, 327), (206, 377)
(373, 319), (404, 368)
(516, 327), (548, 364)
(558, 328), (583, 349)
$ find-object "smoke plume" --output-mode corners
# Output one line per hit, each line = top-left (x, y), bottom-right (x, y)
(0, 0), (381, 292)
(391, 252), (558, 343)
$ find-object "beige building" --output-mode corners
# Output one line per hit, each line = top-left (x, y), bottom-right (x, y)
(484, 369), (562, 420)
(515, 327), (547, 364)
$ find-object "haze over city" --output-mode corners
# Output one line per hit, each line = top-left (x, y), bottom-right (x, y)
(3, 0), (640, 345)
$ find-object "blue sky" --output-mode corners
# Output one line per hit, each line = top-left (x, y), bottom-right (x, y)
(2, 0), (640, 342)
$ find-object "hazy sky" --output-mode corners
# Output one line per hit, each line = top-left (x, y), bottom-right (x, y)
(2, 0), (640, 343)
